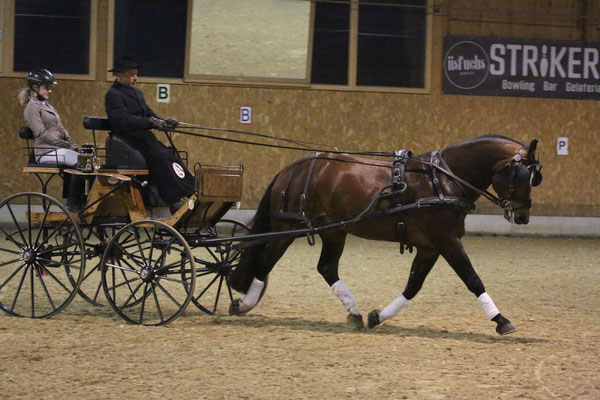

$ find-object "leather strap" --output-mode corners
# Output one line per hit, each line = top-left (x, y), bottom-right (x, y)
(392, 150), (412, 254)
(430, 151), (445, 201)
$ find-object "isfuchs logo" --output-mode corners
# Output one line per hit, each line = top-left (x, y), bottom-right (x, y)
(444, 41), (489, 89)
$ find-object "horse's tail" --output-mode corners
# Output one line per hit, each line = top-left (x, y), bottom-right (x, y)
(230, 174), (277, 294)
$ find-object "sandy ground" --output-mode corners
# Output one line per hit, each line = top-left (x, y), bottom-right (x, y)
(1, 235), (599, 399)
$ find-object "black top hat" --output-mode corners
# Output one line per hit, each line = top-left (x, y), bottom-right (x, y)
(109, 56), (143, 72)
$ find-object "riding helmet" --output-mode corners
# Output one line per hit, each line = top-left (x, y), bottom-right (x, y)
(27, 69), (57, 87)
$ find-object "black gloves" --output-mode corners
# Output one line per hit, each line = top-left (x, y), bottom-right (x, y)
(149, 117), (179, 131)
(149, 116), (167, 131)
(165, 119), (179, 129)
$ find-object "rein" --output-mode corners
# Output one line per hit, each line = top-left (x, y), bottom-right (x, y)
(171, 125), (539, 214)
(171, 126), (396, 158)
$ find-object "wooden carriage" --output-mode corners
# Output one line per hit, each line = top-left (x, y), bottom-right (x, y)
(0, 117), (266, 325)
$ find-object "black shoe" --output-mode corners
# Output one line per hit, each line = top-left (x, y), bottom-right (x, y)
(169, 198), (186, 215)
(67, 202), (85, 213)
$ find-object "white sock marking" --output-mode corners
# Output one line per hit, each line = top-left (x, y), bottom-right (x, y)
(379, 294), (409, 322)
(331, 280), (360, 315)
(241, 277), (265, 309)
(477, 292), (500, 319)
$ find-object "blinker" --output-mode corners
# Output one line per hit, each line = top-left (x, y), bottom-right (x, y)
(528, 164), (543, 187)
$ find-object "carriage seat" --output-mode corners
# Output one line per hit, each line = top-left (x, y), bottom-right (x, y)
(19, 126), (62, 172)
(83, 116), (147, 170)
(83, 117), (168, 206)
(105, 135), (148, 170)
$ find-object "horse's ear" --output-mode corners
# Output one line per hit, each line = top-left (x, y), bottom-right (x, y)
(527, 139), (538, 161)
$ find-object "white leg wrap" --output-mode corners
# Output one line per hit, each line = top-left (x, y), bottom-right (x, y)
(477, 292), (500, 320)
(331, 280), (361, 315)
(379, 294), (409, 322)
(240, 278), (265, 309)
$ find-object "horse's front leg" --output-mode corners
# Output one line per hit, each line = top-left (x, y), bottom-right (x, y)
(368, 248), (439, 328)
(438, 238), (517, 335)
(317, 232), (364, 329)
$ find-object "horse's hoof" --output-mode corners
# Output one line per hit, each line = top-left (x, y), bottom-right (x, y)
(493, 314), (518, 335)
(347, 313), (364, 330)
(229, 299), (242, 316)
(367, 310), (380, 329)
(496, 322), (518, 335)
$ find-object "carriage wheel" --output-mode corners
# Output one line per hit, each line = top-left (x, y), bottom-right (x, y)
(73, 226), (120, 307)
(100, 220), (195, 326)
(191, 218), (268, 315)
(0, 192), (85, 318)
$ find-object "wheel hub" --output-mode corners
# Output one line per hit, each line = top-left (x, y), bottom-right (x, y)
(206, 261), (232, 275)
(221, 262), (232, 275)
(139, 267), (154, 282)
(22, 249), (37, 264)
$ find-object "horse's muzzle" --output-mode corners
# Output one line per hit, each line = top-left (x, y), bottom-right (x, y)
(514, 214), (529, 225)
(504, 209), (530, 225)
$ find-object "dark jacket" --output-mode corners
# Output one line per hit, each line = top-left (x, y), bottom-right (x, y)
(105, 80), (160, 134)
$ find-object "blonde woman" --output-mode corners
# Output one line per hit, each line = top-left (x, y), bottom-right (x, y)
(18, 69), (85, 212)
(19, 69), (80, 165)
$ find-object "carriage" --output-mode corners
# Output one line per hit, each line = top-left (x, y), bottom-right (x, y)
(1, 119), (543, 334)
(0, 116), (268, 325)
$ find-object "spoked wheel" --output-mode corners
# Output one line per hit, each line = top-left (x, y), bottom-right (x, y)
(101, 220), (195, 326)
(0, 192), (85, 318)
(191, 218), (268, 315)
(74, 226), (120, 307)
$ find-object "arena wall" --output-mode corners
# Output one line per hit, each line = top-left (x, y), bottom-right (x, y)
(1, 0), (598, 217)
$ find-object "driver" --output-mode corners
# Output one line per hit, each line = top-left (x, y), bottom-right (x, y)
(104, 56), (194, 214)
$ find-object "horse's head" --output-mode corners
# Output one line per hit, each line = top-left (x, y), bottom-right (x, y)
(491, 139), (543, 224)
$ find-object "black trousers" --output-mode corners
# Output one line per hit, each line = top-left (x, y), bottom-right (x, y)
(64, 174), (88, 207)
(118, 130), (194, 204)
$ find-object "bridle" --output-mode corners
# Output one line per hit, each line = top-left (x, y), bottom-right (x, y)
(430, 145), (542, 214)
(496, 149), (543, 212)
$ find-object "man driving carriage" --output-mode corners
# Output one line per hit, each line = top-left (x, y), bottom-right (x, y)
(105, 56), (194, 214)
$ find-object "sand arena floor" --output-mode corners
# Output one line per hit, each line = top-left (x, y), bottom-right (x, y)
(1, 235), (599, 399)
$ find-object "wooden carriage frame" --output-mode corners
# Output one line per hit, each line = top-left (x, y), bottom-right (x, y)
(0, 116), (265, 326)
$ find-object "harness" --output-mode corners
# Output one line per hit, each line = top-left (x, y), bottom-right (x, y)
(392, 150), (411, 253)
(274, 145), (541, 249)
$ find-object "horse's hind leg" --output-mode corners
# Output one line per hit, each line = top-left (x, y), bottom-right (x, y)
(439, 238), (517, 335)
(317, 232), (364, 329)
(230, 237), (294, 315)
(368, 248), (439, 328)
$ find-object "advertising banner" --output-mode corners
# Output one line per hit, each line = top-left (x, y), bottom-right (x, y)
(442, 35), (600, 100)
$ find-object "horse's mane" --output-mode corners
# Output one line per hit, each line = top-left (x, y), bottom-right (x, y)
(443, 134), (523, 152)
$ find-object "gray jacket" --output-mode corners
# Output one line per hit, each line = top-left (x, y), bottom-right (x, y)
(24, 98), (76, 158)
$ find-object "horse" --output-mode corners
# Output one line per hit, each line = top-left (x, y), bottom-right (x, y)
(229, 135), (543, 335)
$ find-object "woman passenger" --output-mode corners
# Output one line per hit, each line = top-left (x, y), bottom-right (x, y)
(18, 69), (86, 212)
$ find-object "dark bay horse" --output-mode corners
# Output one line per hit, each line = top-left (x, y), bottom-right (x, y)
(229, 135), (542, 335)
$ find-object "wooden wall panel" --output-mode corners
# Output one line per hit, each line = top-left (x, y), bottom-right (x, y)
(1, 0), (599, 217)
(445, 0), (599, 41)
(2, 77), (599, 216)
